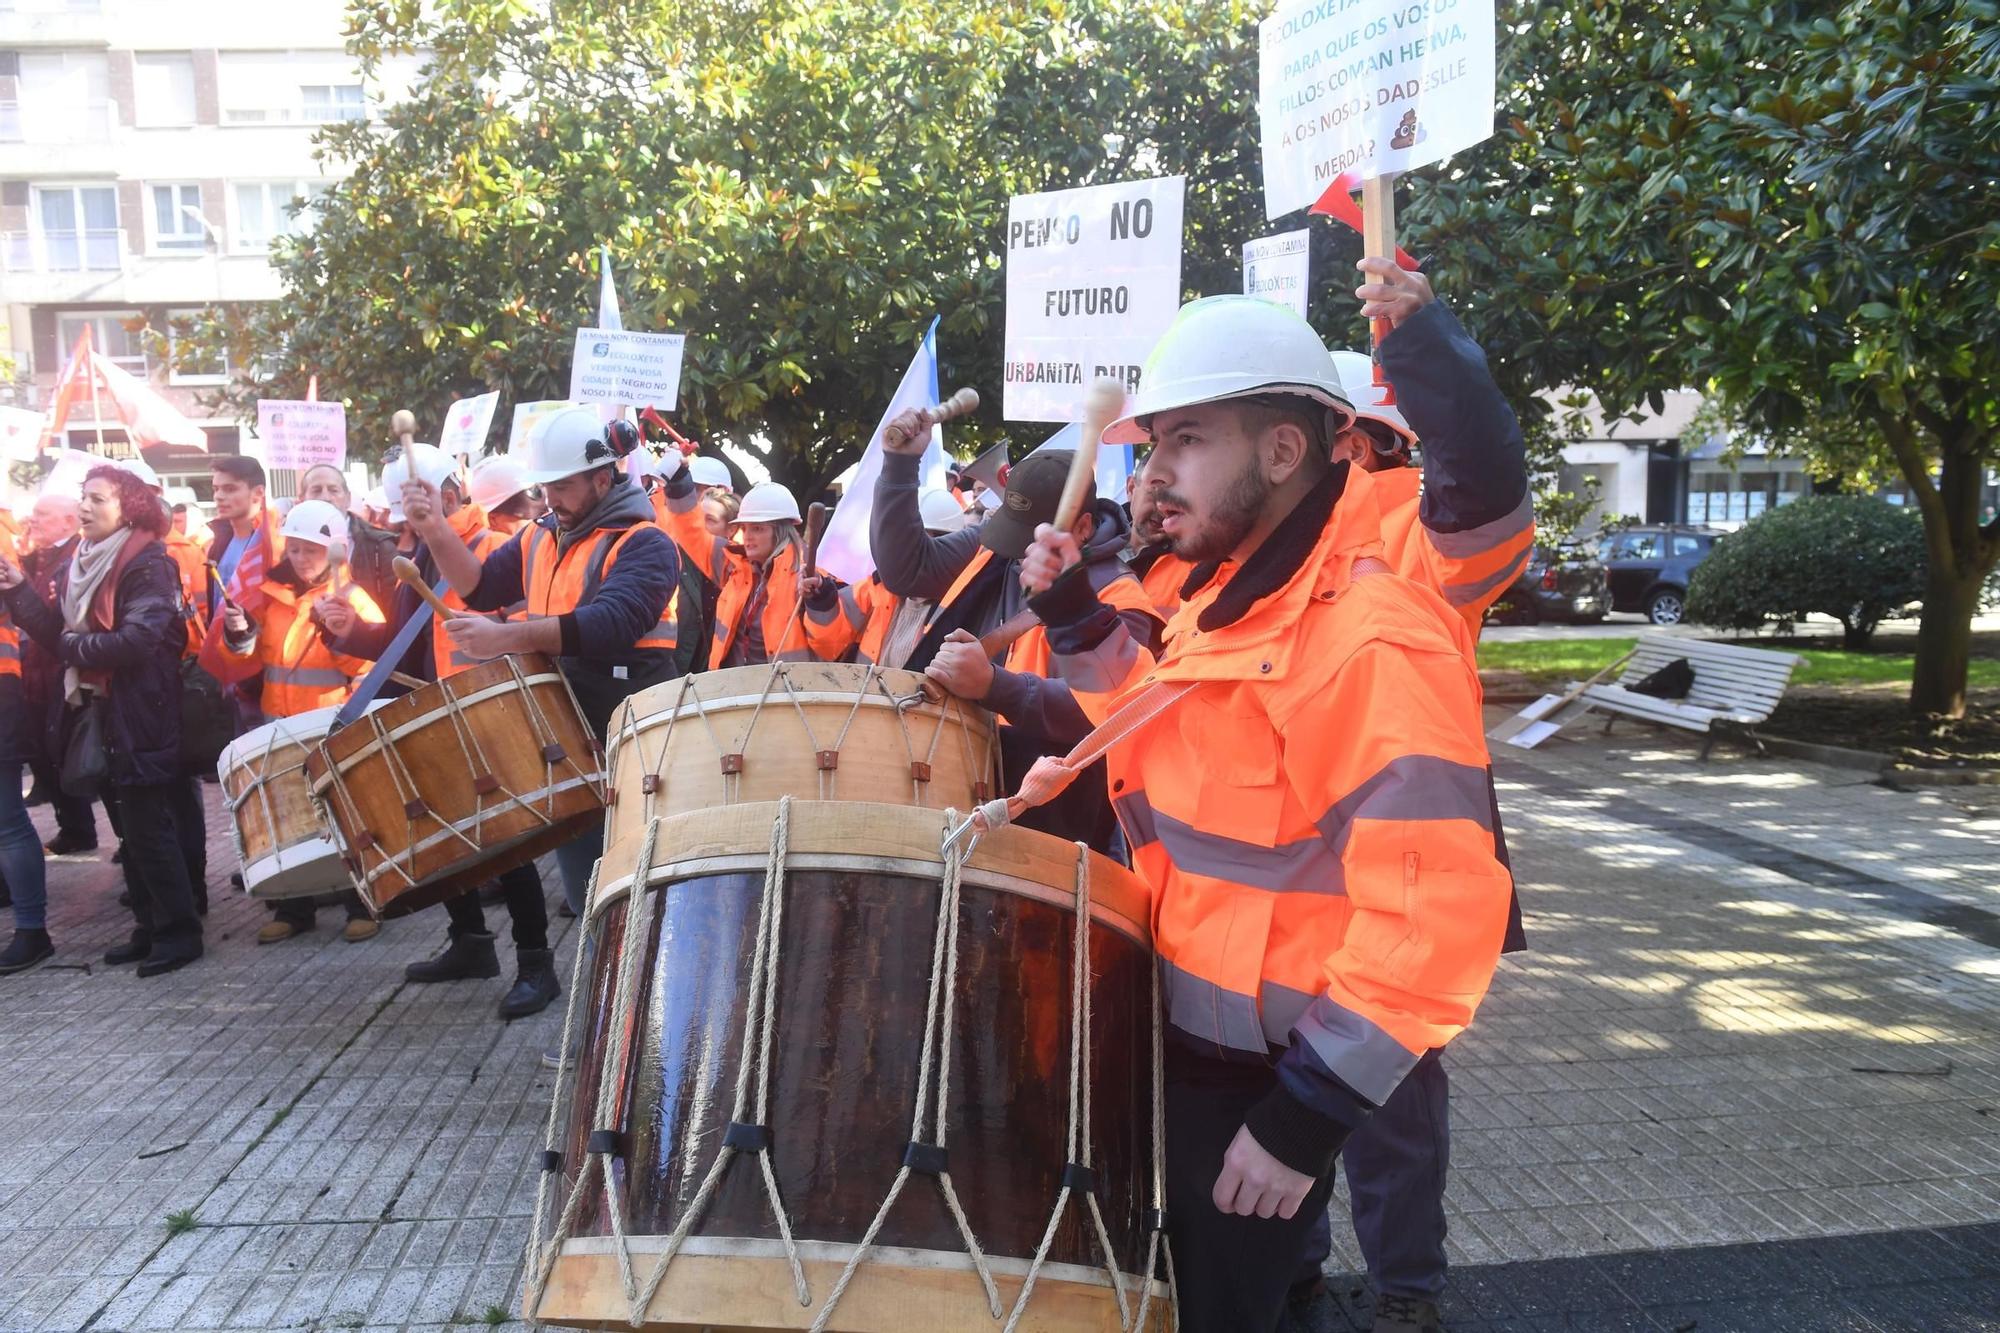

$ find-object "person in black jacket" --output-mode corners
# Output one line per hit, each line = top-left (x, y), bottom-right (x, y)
(0, 466), (203, 976)
(18, 494), (99, 854)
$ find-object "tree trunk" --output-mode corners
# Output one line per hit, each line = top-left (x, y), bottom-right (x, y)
(1909, 565), (1980, 718)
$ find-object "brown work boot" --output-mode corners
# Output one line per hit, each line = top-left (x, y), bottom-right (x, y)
(257, 919), (308, 945)
(342, 917), (380, 943)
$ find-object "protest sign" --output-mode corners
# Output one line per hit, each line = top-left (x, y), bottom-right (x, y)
(1243, 229), (1312, 317)
(0, 407), (43, 461)
(569, 328), (685, 409)
(1004, 176), (1185, 422)
(1259, 0), (1496, 219)
(438, 391), (500, 459)
(255, 400), (346, 471)
(508, 400), (571, 453)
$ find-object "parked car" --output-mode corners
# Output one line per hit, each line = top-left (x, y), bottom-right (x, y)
(1599, 524), (1720, 624)
(1490, 543), (1609, 624)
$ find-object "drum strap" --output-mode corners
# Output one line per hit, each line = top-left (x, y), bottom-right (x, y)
(334, 576), (449, 726)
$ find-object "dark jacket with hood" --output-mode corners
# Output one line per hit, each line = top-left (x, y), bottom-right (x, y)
(463, 475), (680, 735)
(5, 538), (187, 787)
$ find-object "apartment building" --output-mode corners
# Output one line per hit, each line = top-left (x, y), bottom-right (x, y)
(0, 0), (418, 493)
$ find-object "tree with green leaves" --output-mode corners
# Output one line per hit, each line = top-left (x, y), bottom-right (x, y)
(179, 0), (1285, 496)
(1410, 0), (1999, 717)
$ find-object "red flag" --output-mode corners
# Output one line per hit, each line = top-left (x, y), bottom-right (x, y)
(1309, 173), (1420, 270)
(194, 509), (279, 685)
(40, 328), (94, 450)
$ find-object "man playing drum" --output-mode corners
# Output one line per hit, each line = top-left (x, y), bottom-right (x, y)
(401, 406), (680, 922)
(326, 442), (563, 1020)
(1015, 294), (1514, 1333)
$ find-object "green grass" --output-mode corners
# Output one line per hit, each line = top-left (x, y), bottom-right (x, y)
(1480, 636), (2000, 689)
(481, 1306), (511, 1327)
(163, 1208), (198, 1237)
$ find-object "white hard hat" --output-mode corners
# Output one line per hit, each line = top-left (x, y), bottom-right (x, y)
(1330, 350), (1416, 449)
(364, 486), (388, 512)
(918, 488), (966, 534)
(517, 404), (620, 485)
(468, 454), (532, 510)
(117, 457), (162, 490)
(381, 441), (461, 523)
(737, 481), (801, 525)
(688, 455), (733, 490)
(1103, 295), (1355, 447)
(280, 499), (348, 555)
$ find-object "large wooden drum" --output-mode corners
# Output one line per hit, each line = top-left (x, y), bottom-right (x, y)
(526, 801), (1169, 1332)
(306, 654), (604, 918)
(601, 663), (1000, 847)
(218, 708), (350, 900)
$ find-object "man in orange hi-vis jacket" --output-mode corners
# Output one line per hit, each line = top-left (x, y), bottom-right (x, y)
(1014, 292), (1513, 1333)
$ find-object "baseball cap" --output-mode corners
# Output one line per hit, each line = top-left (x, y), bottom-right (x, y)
(978, 449), (1076, 560)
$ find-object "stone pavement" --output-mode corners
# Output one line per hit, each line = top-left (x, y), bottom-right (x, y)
(0, 712), (1996, 1332)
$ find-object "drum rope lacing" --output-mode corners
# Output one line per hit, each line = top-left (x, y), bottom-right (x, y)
(222, 727), (309, 874)
(1002, 843), (1132, 1331)
(808, 806), (1004, 1330)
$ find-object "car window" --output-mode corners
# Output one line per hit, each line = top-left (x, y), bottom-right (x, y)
(1610, 533), (1662, 560)
(1668, 534), (1706, 557)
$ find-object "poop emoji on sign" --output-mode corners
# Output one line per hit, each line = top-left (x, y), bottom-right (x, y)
(1391, 110), (1425, 151)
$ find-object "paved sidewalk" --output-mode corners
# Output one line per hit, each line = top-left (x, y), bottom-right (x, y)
(1, 716), (1997, 1331)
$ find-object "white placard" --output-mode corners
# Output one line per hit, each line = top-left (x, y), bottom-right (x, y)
(0, 406), (43, 461)
(438, 391), (500, 458)
(255, 400), (347, 471)
(569, 328), (685, 409)
(1003, 176), (1185, 422)
(1243, 229), (1312, 317)
(1258, 0), (1496, 219)
(507, 400), (571, 453)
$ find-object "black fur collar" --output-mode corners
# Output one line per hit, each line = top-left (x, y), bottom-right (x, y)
(1184, 461), (1350, 633)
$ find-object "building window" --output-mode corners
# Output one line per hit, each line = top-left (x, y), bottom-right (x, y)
(34, 185), (120, 271)
(231, 180), (326, 252)
(300, 84), (366, 122)
(12, 51), (112, 144)
(57, 311), (149, 376)
(166, 308), (228, 385)
(150, 183), (207, 251)
(134, 53), (197, 128)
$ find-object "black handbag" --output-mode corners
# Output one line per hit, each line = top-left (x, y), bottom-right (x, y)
(1629, 657), (1695, 700)
(179, 657), (233, 774)
(59, 697), (110, 799)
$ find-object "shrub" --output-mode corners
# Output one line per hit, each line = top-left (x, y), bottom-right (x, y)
(1685, 495), (1926, 649)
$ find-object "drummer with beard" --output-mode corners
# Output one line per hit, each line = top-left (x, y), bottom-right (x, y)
(403, 406), (681, 922)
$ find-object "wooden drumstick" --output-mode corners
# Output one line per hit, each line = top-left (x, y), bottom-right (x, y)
(917, 386), (980, 430)
(392, 409), (417, 449)
(392, 556), (456, 618)
(1052, 377), (1127, 534)
(803, 501), (830, 574)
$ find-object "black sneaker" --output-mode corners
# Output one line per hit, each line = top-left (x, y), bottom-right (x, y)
(137, 946), (202, 978)
(104, 937), (150, 966)
(44, 831), (99, 857)
(0, 930), (54, 975)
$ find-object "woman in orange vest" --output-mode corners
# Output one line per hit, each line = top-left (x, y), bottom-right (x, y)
(1013, 294), (1512, 1333)
(653, 466), (858, 667)
(216, 499), (384, 946)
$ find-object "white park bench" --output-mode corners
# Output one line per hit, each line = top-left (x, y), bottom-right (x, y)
(1578, 633), (1807, 759)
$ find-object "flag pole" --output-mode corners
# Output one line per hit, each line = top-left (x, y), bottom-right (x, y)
(82, 326), (107, 452)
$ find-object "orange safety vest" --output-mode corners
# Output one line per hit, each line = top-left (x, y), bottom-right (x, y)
(1049, 466), (1511, 1099)
(852, 573), (901, 667)
(519, 521), (678, 655)
(1137, 550), (1195, 625)
(657, 487), (857, 665)
(925, 545), (1158, 678)
(219, 577), (385, 720)
(163, 528), (209, 657)
(433, 502), (519, 679)
(1371, 466), (1533, 636)
(0, 522), (19, 680)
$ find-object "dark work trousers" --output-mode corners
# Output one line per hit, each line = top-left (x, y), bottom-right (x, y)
(107, 782), (202, 955)
(1165, 1044), (1342, 1333)
(170, 776), (207, 905)
(443, 861), (549, 952)
(1294, 1048), (1451, 1299)
(275, 889), (370, 927)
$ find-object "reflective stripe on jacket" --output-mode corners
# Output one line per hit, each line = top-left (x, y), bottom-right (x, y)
(928, 545), (1158, 678)
(657, 481), (857, 665)
(1043, 464), (1511, 1163)
(219, 576), (383, 720)
(1373, 467), (1532, 633)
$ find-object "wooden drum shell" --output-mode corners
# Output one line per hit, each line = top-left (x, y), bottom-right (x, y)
(601, 664), (1001, 847)
(531, 802), (1166, 1332)
(305, 654), (604, 918)
(217, 708), (347, 900)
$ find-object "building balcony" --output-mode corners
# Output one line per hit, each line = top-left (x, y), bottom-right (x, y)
(0, 100), (121, 174)
(0, 230), (283, 304)
(0, 0), (109, 47)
